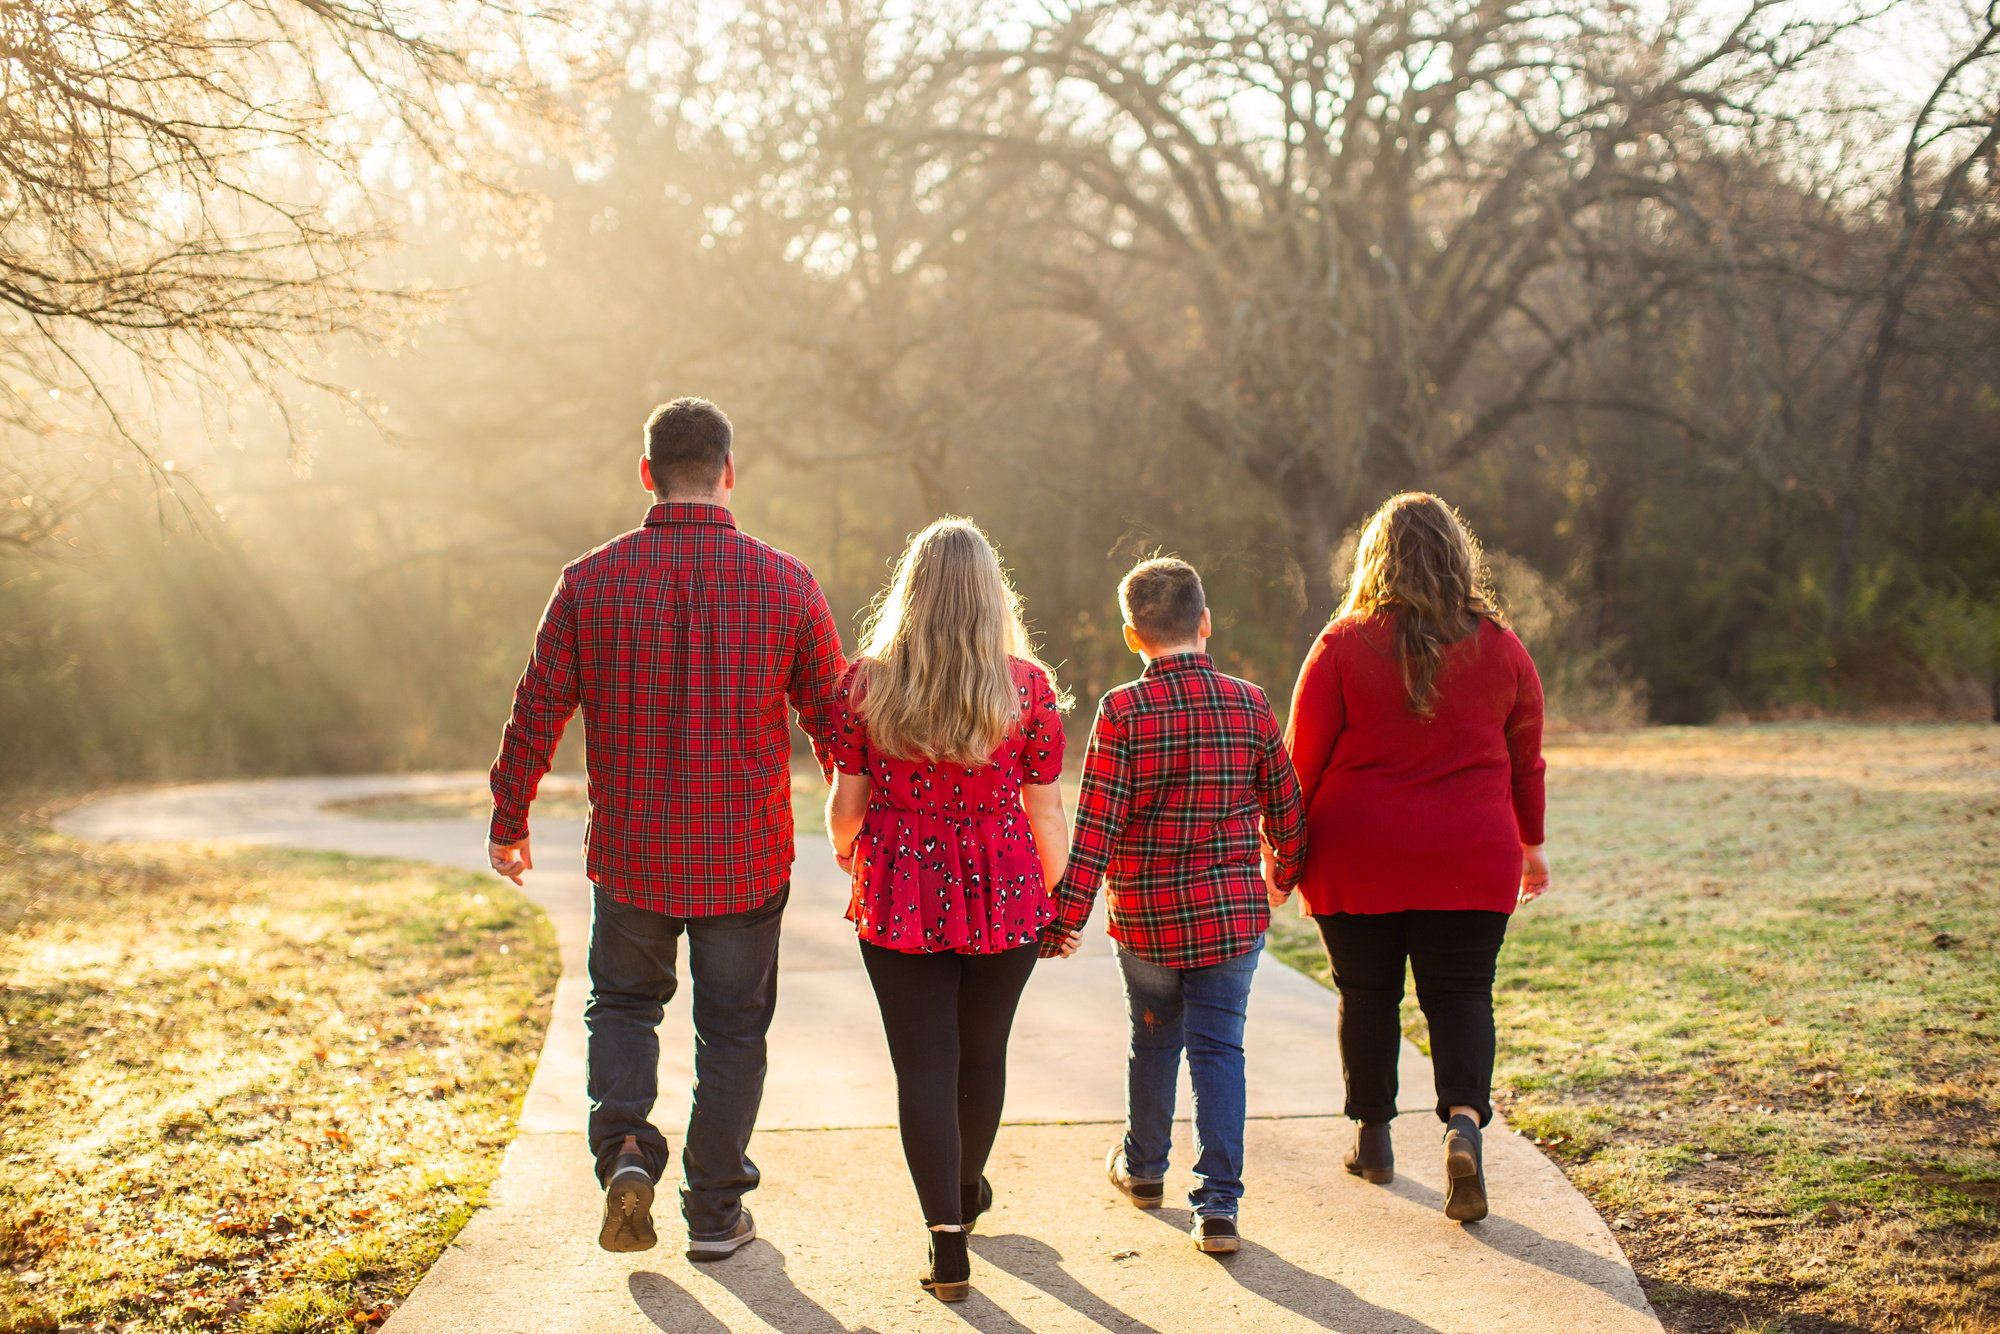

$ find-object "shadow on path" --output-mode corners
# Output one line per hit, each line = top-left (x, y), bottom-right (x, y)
(632, 1244), (888, 1334)
(971, 1233), (1166, 1333)
(1147, 1209), (1449, 1334)
(1381, 1177), (1652, 1313)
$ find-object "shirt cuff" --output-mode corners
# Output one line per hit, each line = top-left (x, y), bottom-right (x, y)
(489, 808), (528, 845)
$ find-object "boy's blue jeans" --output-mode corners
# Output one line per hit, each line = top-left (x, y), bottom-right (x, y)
(1116, 937), (1261, 1217)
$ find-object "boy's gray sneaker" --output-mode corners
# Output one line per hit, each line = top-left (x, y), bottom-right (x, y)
(1192, 1213), (1240, 1254)
(1106, 1144), (1164, 1208)
(686, 1208), (757, 1262)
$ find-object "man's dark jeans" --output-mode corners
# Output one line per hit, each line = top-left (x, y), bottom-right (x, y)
(1315, 909), (1509, 1126)
(584, 882), (786, 1239)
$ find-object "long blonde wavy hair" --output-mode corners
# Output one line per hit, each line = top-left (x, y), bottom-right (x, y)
(855, 518), (1067, 766)
(1337, 493), (1503, 718)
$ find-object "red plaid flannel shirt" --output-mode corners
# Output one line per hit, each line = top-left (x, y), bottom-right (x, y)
(1045, 652), (1307, 968)
(488, 503), (847, 915)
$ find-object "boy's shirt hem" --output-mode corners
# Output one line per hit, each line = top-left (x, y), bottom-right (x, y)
(1049, 652), (1307, 969)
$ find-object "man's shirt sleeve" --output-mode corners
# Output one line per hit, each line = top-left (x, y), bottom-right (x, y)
(788, 574), (849, 778)
(1254, 696), (1309, 889)
(1048, 701), (1133, 935)
(488, 573), (581, 844)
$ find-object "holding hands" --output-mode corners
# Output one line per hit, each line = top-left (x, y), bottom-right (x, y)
(1262, 841), (1292, 910)
(1037, 924), (1082, 959)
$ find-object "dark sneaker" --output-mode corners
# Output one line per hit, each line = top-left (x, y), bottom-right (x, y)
(1192, 1213), (1240, 1254)
(920, 1227), (970, 1302)
(961, 1175), (994, 1232)
(1106, 1145), (1164, 1208)
(1344, 1121), (1395, 1184)
(686, 1208), (757, 1262)
(1443, 1115), (1489, 1223)
(598, 1153), (657, 1253)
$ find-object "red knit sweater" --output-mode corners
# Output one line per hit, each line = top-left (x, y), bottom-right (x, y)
(1284, 611), (1546, 917)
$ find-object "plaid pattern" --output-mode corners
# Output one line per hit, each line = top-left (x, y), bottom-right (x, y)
(1045, 652), (1307, 968)
(489, 503), (847, 915)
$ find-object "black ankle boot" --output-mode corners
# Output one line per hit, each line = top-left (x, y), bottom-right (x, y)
(1344, 1121), (1394, 1184)
(921, 1228), (970, 1302)
(1443, 1114), (1488, 1222)
(960, 1176), (993, 1231)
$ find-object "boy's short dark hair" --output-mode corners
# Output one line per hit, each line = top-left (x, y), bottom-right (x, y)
(645, 397), (732, 496)
(1120, 557), (1206, 646)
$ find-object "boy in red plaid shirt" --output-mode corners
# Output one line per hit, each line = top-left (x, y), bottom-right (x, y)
(1040, 557), (1306, 1254)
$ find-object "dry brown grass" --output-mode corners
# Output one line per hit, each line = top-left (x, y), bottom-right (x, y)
(0, 815), (558, 1333)
(1269, 724), (2000, 1334)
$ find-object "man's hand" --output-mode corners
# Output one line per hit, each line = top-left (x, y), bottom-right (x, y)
(489, 837), (533, 886)
(1519, 844), (1551, 905)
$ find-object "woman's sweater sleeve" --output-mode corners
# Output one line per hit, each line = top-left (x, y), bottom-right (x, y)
(1283, 626), (1344, 819)
(1505, 635), (1548, 845)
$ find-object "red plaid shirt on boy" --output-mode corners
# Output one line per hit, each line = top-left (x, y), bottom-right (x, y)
(1045, 652), (1307, 968)
(488, 502), (847, 915)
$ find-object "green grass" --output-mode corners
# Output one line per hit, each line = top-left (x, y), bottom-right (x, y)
(1266, 724), (2000, 1334)
(0, 813), (559, 1333)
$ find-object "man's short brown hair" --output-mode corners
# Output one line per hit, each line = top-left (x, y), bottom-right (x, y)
(645, 397), (732, 497)
(1120, 556), (1206, 646)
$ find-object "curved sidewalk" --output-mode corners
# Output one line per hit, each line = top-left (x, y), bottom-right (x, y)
(61, 777), (1660, 1334)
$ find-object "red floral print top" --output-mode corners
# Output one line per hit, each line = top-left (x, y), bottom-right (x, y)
(828, 657), (1066, 954)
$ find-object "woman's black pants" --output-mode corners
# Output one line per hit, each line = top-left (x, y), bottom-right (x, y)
(1314, 910), (1509, 1126)
(858, 939), (1039, 1226)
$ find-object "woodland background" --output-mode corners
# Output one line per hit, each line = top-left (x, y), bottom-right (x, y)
(3, 0), (1998, 788)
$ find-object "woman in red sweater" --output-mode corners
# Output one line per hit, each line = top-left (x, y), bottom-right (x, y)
(1281, 493), (1548, 1223)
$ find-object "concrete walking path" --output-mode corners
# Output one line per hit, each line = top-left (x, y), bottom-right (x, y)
(60, 776), (1661, 1333)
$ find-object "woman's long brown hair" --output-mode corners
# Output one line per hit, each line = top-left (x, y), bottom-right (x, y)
(1336, 493), (1502, 718)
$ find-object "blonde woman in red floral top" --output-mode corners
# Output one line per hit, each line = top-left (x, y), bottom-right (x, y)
(825, 517), (1071, 1303)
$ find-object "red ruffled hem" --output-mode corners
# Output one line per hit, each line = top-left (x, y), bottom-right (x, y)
(844, 808), (1053, 954)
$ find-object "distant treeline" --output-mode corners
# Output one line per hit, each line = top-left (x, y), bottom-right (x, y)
(3, 1), (1997, 788)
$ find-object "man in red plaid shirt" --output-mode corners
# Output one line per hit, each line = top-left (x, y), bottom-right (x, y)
(487, 398), (846, 1260)
(1040, 557), (1305, 1255)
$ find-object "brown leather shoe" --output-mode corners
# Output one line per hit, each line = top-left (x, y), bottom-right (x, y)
(686, 1209), (757, 1262)
(598, 1146), (657, 1253)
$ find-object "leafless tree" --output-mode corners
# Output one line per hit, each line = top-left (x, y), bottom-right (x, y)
(1826, 0), (2000, 638)
(0, 0), (591, 548)
(722, 0), (1867, 633)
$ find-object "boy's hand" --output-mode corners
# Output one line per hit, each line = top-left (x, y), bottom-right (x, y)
(1037, 926), (1081, 959)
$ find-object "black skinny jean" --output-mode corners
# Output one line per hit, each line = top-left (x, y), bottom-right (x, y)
(858, 940), (1038, 1227)
(1315, 910), (1509, 1126)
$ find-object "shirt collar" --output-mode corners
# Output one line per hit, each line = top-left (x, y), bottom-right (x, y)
(1142, 650), (1212, 677)
(644, 501), (738, 529)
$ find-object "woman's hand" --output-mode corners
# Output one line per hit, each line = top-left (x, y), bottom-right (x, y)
(827, 769), (870, 872)
(1262, 843), (1292, 909)
(1519, 844), (1551, 904)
